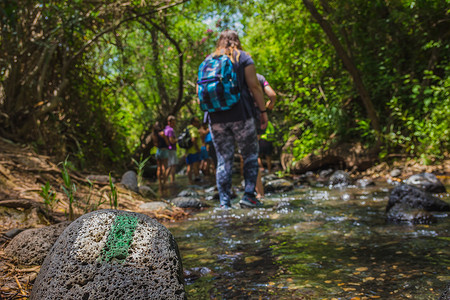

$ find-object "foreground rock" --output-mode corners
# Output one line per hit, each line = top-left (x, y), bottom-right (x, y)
(31, 209), (185, 300)
(5, 222), (71, 265)
(386, 184), (450, 213)
(404, 173), (446, 193)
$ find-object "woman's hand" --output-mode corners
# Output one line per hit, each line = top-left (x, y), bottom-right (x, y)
(260, 111), (268, 130)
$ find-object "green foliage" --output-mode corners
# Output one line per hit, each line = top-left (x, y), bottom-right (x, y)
(1, 0), (449, 169)
(240, 0), (449, 162)
(39, 181), (59, 214)
(385, 68), (450, 160)
(132, 155), (151, 187)
(78, 179), (107, 213)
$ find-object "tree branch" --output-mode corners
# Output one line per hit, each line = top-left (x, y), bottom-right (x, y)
(303, 0), (380, 133)
(69, 0), (189, 64)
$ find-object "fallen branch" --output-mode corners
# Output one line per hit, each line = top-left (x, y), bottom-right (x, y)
(16, 266), (40, 273)
(0, 199), (39, 209)
(14, 276), (26, 296)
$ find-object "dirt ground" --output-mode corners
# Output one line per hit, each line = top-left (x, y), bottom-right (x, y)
(0, 137), (448, 299)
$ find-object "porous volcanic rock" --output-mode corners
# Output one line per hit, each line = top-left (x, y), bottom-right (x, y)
(386, 184), (450, 213)
(30, 209), (185, 300)
(5, 221), (71, 265)
(439, 282), (450, 300)
(386, 203), (436, 224)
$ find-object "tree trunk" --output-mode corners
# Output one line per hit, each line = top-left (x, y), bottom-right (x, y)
(302, 0), (381, 133)
(150, 28), (170, 113)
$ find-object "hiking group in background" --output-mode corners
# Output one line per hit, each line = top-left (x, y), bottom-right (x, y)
(148, 30), (277, 204)
(150, 115), (179, 191)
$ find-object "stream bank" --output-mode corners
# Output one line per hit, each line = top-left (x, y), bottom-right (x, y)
(0, 138), (448, 298)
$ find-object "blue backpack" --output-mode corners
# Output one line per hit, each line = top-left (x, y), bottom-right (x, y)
(197, 54), (240, 112)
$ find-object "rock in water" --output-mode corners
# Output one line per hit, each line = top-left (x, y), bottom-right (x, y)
(356, 178), (375, 188)
(387, 184), (450, 212)
(386, 203), (436, 224)
(171, 197), (204, 208)
(264, 178), (294, 192)
(328, 170), (352, 187)
(30, 209), (185, 300)
(439, 282), (450, 300)
(390, 168), (402, 178)
(404, 172), (446, 193)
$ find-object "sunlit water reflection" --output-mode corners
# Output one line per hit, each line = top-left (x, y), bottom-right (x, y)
(165, 179), (450, 299)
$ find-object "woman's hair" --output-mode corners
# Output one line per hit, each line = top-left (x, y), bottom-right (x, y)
(214, 30), (243, 63)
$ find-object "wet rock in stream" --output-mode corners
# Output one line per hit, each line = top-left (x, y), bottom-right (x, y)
(439, 282), (450, 300)
(387, 184), (450, 212)
(264, 178), (294, 193)
(356, 178), (375, 188)
(171, 197), (206, 209)
(328, 170), (353, 187)
(386, 184), (449, 224)
(404, 172), (447, 193)
(386, 203), (436, 224)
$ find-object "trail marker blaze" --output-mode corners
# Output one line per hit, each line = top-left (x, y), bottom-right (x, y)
(99, 214), (138, 263)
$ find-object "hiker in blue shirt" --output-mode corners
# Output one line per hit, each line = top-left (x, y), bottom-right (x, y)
(199, 30), (268, 209)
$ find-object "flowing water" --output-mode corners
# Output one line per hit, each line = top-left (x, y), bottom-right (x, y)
(164, 178), (450, 299)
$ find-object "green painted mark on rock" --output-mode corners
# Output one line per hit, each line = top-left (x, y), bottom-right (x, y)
(99, 214), (139, 263)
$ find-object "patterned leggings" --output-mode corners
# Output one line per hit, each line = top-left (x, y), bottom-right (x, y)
(210, 118), (259, 206)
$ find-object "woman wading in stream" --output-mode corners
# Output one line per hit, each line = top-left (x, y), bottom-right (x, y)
(197, 30), (268, 209)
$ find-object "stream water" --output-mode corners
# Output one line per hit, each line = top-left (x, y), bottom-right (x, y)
(163, 176), (450, 300)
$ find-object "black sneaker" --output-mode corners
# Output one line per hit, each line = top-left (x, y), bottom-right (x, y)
(239, 193), (263, 208)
